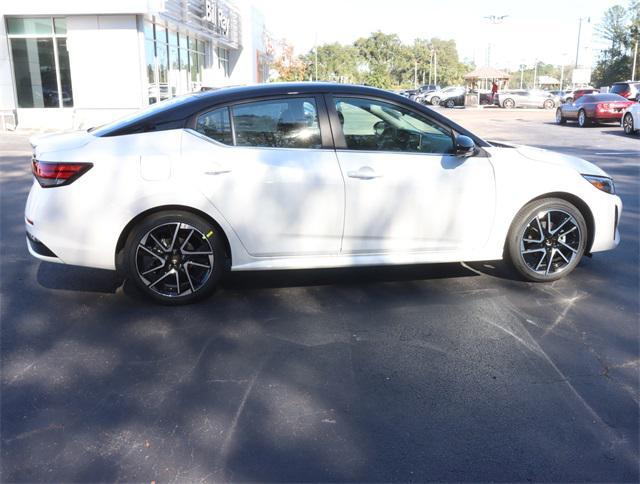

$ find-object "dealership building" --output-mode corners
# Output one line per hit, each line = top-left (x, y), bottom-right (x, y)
(0, 0), (271, 130)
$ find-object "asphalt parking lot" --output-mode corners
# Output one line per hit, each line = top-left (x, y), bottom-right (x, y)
(1, 109), (638, 482)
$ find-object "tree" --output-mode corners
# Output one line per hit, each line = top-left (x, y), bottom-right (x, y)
(302, 43), (361, 83)
(354, 31), (403, 88)
(270, 39), (307, 82)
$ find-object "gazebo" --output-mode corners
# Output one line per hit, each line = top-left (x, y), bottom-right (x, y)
(537, 75), (560, 87)
(464, 66), (510, 90)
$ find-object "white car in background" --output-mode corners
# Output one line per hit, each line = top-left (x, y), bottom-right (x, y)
(26, 83), (622, 304)
(621, 102), (639, 135)
(423, 86), (464, 106)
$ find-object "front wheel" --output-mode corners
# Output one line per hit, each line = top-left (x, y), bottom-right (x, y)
(623, 112), (635, 134)
(543, 99), (555, 109)
(506, 198), (587, 282)
(503, 98), (515, 109)
(430, 96), (440, 106)
(125, 211), (227, 304)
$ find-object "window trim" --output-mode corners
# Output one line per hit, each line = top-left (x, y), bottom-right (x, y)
(325, 94), (458, 155)
(187, 94), (334, 150)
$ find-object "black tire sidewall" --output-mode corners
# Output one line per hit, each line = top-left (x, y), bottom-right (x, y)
(624, 113), (634, 134)
(506, 198), (587, 282)
(125, 211), (227, 304)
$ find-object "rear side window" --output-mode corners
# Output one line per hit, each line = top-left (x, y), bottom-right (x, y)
(231, 98), (321, 149)
(610, 84), (627, 94)
(195, 107), (232, 145)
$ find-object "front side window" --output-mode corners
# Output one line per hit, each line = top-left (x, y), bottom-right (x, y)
(8, 17), (73, 108)
(195, 107), (232, 145)
(232, 98), (321, 149)
(334, 97), (454, 154)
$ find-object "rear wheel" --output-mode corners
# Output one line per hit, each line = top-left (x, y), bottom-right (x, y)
(543, 99), (555, 109)
(445, 98), (456, 108)
(577, 109), (590, 127)
(503, 98), (515, 109)
(555, 108), (566, 124)
(506, 198), (587, 282)
(623, 112), (635, 134)
(125, 211), (227, 304)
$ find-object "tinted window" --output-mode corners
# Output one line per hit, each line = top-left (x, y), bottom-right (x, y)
(335, 97), (454, 154)
(195, 107), (232, 144)
(610, 84), (627, 94)
(231, 98), (321, 149)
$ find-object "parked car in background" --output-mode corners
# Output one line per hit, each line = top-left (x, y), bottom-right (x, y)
(621, 102), (640, 135)
(610, 81), (640, 102)
(555, 93), (633, 127)
(494, 89), (558, 109)
(438, 88), (492, 108)
(560, 90), (575, 103)
(424, 86), (464, 105)
(411, 84), (441, 102)
(26, 83), (621, 303)
(571, 87), (599, 102)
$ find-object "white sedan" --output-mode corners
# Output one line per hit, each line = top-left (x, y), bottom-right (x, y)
(622, 102), (640, 135)
(26, 83), (622, 304)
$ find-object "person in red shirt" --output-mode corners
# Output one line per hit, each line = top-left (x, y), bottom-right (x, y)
(491, 81), (499, 103)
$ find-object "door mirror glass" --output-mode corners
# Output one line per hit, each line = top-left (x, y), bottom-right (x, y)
(454, 135), (476, 157)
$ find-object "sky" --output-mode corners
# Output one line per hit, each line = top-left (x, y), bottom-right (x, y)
(247, 0), (625, 70)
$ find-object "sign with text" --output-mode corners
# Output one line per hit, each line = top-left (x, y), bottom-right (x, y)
(203, 0), (229, 37)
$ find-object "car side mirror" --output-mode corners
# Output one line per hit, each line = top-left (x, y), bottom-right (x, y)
(454, 134), (476, 157)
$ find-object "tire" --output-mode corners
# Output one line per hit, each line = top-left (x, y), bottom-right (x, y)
(543, 99), (555, 109)
(555, 108), (566, 124)
(623, 112), (635, 134)
(124, 210), (227, 304)
(445, 99), (455, 108)
(503, 98), (515, 109)
(430, 96), (440, 106)
(506, 198), (587, 282)
(577, 109), (590, 127)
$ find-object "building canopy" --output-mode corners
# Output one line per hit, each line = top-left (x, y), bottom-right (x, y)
(463, 66), (510, 80)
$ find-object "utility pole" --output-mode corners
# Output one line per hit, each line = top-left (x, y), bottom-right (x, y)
(575, 17), (582, 68)
(520, 64), (525, 89)
(414, 60), (418, 88)
(533, 60), (537, 89)
(434, 50), (437, 86)
(314, 33), (318, 81)
(633, 38), (638, 81)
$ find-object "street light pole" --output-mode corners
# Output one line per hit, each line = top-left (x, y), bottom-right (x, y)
(632, 38), (638, 81)
(575, 17), (582, 68)
(520, 64), (525, 89)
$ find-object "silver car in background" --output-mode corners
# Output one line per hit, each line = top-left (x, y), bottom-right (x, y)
(494, 89), (559, 109)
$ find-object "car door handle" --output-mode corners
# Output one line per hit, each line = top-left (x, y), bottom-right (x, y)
(204, 169), (232, 176)
(347, 167), (382, 180)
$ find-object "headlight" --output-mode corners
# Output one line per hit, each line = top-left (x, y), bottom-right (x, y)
(582, 174), (615, 194)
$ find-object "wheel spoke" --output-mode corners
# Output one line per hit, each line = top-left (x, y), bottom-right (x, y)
(534, 217), (545, 242)
(141, 263), (164, 276)
(148, 269), (173, 288)
(184, 263), (196, 293)
(558, 240), (578, 253)
(545, 248), (555, 275)
(560, 226), (577, 237)
(175, 269), (181, 295)
(523, 248), (546, 255)
(556, 247), (571, 263)
(180, 229), (195, 252)
(550, 216), (571, 235)
(169, 223), (180, 251)
(187, 261), (211, 269)
(535, 251), (547, 271)
(150, 233), (168, 252)
(139, 244), (165, 263)
(182, 250), (213, 256)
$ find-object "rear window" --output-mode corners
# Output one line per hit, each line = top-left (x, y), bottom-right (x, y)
(610, 84), (628, 94)
(587, 93), (628, 102)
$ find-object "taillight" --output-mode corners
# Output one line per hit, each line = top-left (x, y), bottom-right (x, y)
(32, 160), (93, 188)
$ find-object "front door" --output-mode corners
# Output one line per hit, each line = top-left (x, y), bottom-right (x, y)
(330, 96), (496, 254)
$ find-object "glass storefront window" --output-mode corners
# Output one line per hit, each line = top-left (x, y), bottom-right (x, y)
(7, 17), (53, 35)
(143, 20), (208, 103)
(8, 17), (73, 108)
(53, 17), (67, 34)
(218, 47), (229, 77)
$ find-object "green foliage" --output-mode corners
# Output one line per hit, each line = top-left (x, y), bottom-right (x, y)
(301, 43), (361, 83)
(592, 1), (639, 87)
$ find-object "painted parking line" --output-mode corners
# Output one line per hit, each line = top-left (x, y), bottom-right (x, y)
(594, 152), (640, 156)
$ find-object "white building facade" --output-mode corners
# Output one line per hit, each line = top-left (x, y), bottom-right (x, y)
(0, 0), (271, 130)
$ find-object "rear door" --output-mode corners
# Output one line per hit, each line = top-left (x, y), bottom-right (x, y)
(187, 95), (345, 257)
(328, 95), (495, 254)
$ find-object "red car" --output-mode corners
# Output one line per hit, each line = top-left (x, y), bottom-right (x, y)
(555, 93), (634, 127)
(570, 87), (599, 102)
